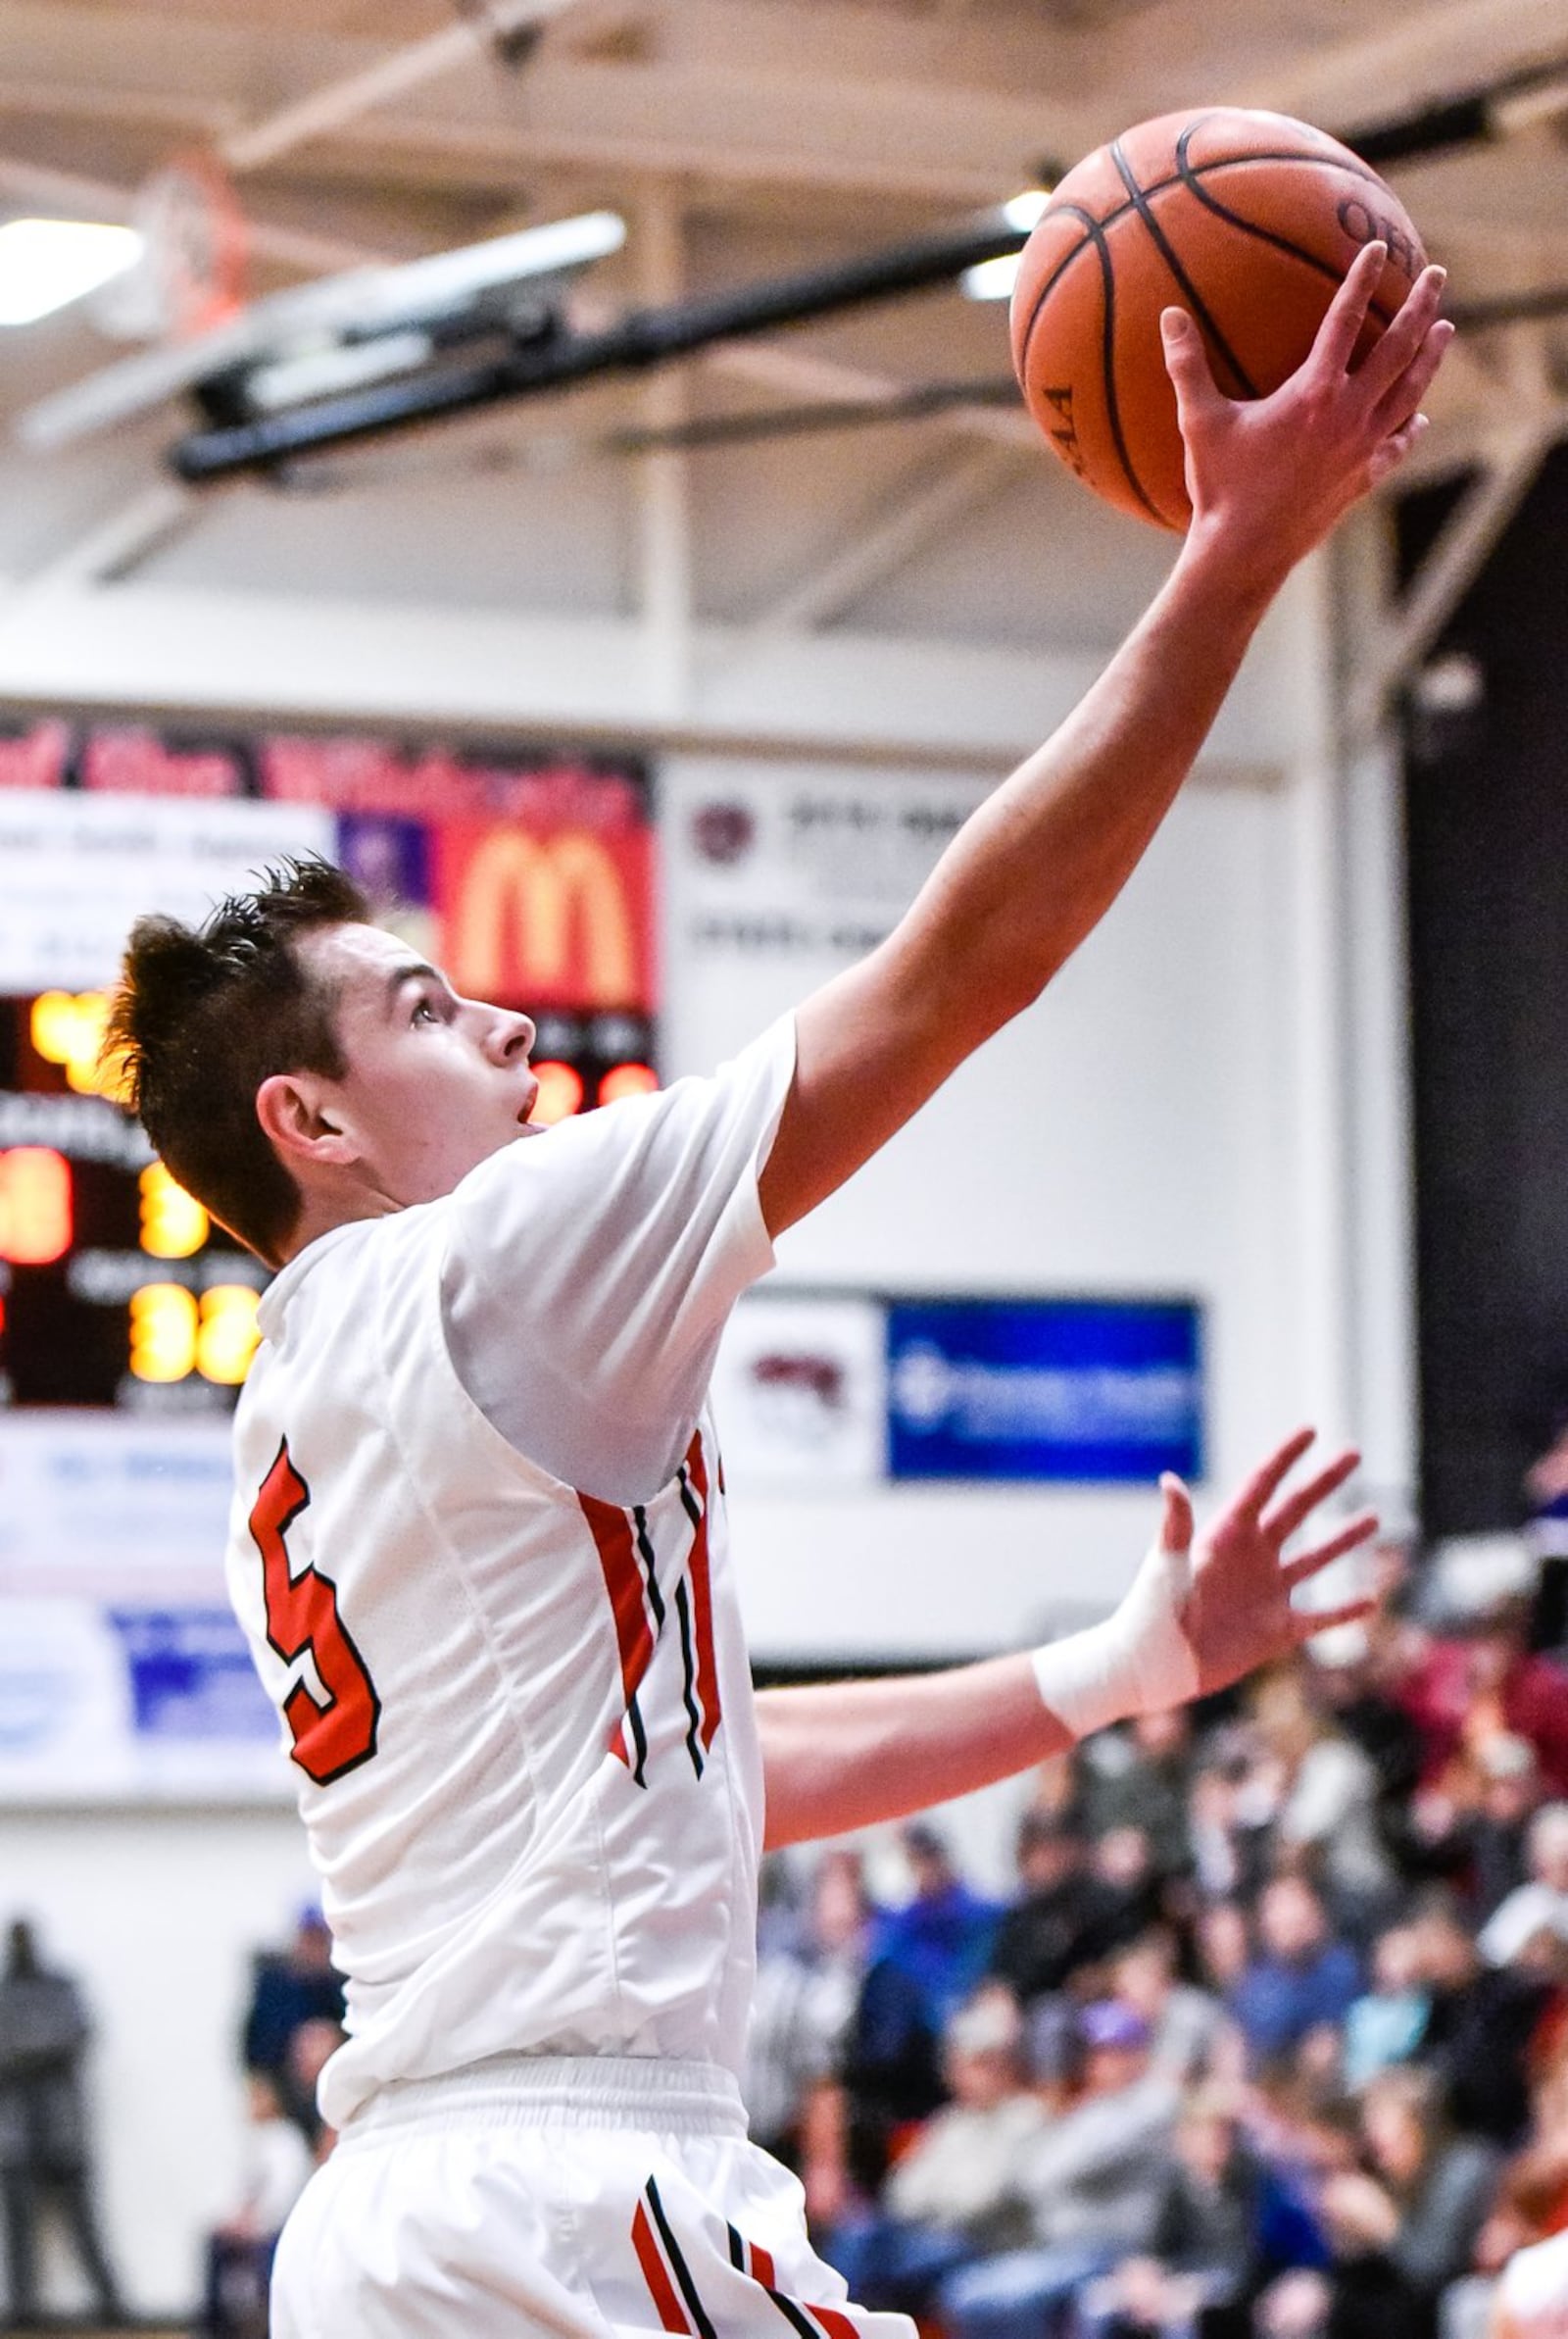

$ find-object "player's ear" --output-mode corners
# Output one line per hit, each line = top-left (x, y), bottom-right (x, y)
(256, 1071), (359, 1170)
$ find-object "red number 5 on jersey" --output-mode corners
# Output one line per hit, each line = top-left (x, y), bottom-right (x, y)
(249, 1438), (381, 1785)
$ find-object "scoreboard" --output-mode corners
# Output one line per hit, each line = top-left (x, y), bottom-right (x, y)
(0, 991), (658, 1414)
(0, 992), (267, 1413)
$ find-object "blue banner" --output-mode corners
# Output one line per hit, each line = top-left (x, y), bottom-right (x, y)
(886, 1298), (1202, 1483)
(107, 1608), (277, 1743)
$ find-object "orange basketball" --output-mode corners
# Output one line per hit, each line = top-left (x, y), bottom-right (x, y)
(1010, 108), (1428, 530)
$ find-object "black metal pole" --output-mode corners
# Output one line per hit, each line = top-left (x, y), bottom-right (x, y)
(169, 210), (1031, 481)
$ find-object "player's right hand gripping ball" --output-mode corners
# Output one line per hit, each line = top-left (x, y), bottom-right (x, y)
(1010, 107), (1428, 531)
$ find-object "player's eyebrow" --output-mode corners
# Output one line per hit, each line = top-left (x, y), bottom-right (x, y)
(381, 961), (449, 1017)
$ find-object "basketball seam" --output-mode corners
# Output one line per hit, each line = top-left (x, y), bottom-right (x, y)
(1022, 201), (1163, 524)
(1172, 126), (1401, 327)
(1108, 136), (1259, 400)
(1014, 143), (1401, 361)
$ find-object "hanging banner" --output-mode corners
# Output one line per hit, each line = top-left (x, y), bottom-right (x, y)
(0, 792), (332, 991)
(713, 1289), (1204, 1490)
(0, 1414), (286, 1801)
(887, 1297), (1203, 1483)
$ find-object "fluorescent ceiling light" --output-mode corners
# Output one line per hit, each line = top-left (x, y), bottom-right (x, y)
(962, 191), (1052, 302)
(0, 219), (144, 327)
(1003, 191), (1053, 230)
(962, 254), (1024, 301)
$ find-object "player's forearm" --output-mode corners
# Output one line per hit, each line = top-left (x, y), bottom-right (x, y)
(757, 1655), (1072, 1849)
(892, 529), (1285, 1051)
(756, 1430), (1368, 1850)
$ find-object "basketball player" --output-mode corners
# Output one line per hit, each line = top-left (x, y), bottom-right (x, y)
(106, 246), (1448, 2339)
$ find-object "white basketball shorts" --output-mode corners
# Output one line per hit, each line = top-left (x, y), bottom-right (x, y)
(270, 2055), (912, 2339)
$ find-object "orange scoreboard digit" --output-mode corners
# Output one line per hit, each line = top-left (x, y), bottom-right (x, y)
(0, 992), (265, 1411)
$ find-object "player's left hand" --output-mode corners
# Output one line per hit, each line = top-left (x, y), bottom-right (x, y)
(1164, 1426), (1378, 1696)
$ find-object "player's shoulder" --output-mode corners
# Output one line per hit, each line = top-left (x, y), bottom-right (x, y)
(256, 1204), (437, 1343)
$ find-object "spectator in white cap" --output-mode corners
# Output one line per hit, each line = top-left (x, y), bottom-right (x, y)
(1479, 1804), (1568, 1968)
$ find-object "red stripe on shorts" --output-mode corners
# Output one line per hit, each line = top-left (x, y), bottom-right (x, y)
(632, 2201), (693, 2335)
(805, 2308), (861, 2339)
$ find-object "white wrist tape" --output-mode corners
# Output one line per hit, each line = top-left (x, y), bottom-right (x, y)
(1030, 1535), (1200, 1739)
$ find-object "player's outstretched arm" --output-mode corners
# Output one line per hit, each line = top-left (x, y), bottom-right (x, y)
(758, 248), (1452, 1237)
(756, 1427), (1376, 1849)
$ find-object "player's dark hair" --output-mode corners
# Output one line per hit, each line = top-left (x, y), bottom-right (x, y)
(104, 856), (370, 1267)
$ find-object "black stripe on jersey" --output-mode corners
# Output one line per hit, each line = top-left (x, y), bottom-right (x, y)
(676, 1466), (703, 1536)
(632, 1505), (667, 1631)
(672, 1578), (705, 1778)
(767, 2294), (822, 2339)
(726, 2224), (746, 2271)
(644, 2180), (717, 2339)
(625, 1692), (649, 1788)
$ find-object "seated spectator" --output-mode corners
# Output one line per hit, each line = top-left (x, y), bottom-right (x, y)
(1411, 1900), (1554, 2145)
(746, 1850), (872, 2165)
(1310, 2065), (1500, 2339)
(1410, 1735), (1543, 1917)
(800, 1871), (951, 2229)
(1342, 1923), (1432, 2091)
(989, 1814), (1130, 2010)
(1189, 1743), (1271, 1906)
(200, 2071), (315, 2339)
(1229, 1877), (1361, 2071)
(1196, 1901), (1252, 1999)
(1480, 1806), (1568, 1969)
(1078, 2086), (1274, 2339)
(824, 1991), (1046, 2314)
(1243, 2077), (1364, 2276)
(938, 1999), (1180, 2339)
(1468, 1738), (1544, 1920)
(1396, 1571), (1568, 1802)
(1308, 1627), (1426, 1872)
(1093, 1825), (1169, 1948)
(1250, 1673), (1396, 1920)
(241, 1905), (345, 2089)
(1109, 1930), (1233, 2086)
(872, 1821), (1003, 2032)
(1079, 1712), (1198, 1886)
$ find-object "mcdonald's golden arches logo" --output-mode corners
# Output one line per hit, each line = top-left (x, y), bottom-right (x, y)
(439, 821), (655, 1010)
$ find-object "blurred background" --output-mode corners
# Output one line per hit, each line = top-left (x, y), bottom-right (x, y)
(1, 0), (1567, 2325)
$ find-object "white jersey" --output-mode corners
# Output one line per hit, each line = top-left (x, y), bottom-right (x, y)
(224, 1020), (795, 2133)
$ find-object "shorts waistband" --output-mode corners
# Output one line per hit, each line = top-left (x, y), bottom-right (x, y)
(337, 2055), (749, 2147)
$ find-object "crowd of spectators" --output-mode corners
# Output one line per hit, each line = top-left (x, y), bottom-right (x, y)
(748, 1541), (1568, 2339)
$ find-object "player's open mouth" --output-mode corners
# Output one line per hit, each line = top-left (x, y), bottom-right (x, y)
(517, 1078), (540, 1125)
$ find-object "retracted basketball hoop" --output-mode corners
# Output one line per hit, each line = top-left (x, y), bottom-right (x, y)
(92, 150), (250, 342)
